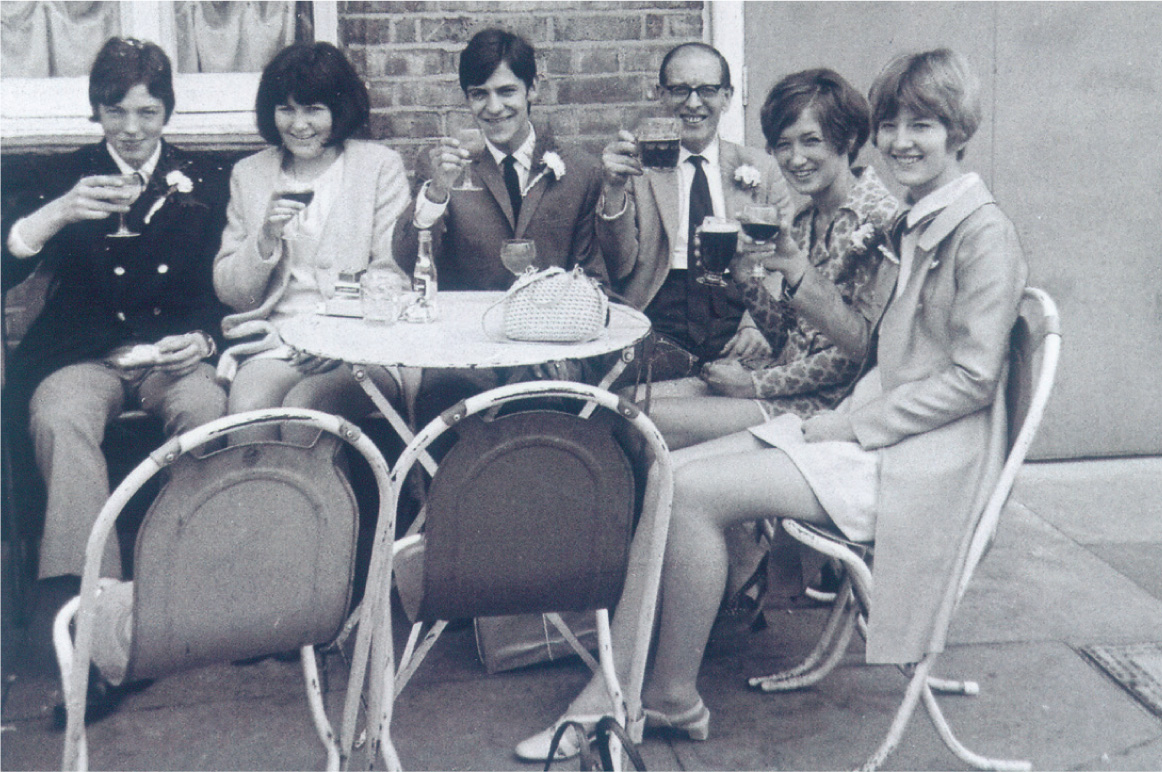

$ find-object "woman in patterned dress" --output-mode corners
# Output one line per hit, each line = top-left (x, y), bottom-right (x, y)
(648, 69), (898, 450)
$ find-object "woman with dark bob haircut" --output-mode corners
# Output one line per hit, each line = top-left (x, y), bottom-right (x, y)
(647, 69), (898, 451)
(214, 42), (411, 441)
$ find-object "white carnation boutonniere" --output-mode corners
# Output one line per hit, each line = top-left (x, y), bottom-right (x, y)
(523, 151), (566, 195)
(144, 169), (195, 225)
(733, 164), (762, 190)
(848, 222), (877, 254)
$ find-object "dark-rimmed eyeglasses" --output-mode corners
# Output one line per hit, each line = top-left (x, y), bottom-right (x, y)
(661, 84), (726, 102)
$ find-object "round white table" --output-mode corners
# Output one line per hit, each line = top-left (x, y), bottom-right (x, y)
(278, 291), (651, 474)
(278, 291), (650, 370)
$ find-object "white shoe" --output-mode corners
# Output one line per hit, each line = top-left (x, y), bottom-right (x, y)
(514, 715), (604, 763)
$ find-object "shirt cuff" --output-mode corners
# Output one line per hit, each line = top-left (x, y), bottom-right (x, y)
(596, 189), (629, 221)
(7, 218), (43, 258)
(413, 181), (448, 229)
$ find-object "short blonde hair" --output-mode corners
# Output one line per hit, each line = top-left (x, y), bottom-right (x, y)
(869, 49), (981, 160)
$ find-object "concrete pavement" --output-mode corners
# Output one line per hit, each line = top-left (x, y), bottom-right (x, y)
(3, 456), (1161, 771)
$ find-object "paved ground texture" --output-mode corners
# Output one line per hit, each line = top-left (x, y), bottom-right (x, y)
(3, 457), (1161, 771)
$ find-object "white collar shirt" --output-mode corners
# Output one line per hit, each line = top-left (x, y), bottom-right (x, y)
(672, 137), (726, 270)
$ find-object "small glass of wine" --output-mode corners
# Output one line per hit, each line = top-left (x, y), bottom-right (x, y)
(500, 239), (537, 277)
(107, 173), (145, 238)
(275, 188), (314, 240)
(453, 128), (486, 191)
(738, 204), (782, 279)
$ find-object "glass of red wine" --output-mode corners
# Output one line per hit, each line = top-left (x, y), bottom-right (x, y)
(738, 204), (781, 279)
(276, 188), (314, 240)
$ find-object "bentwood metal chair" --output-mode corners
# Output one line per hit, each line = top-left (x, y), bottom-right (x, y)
(752, 287), (1061, 772)
(340, 380), (674, 771)
(54, 408), (394, 772)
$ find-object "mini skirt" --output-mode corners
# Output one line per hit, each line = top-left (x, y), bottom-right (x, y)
(747, 369), (882, 542)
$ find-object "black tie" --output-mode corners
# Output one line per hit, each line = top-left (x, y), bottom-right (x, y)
(687, 155), (712, 266)
(502, 155), (522, 221)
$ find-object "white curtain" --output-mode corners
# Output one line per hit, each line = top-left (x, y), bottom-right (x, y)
(173, 1), (296, 74)
(1, 1), (120, 78)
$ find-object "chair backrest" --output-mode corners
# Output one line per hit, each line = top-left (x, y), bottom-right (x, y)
(419, 407), (634, 621)
(956, 287), (1061, 602)
(63, 409), (396, 771)
(127, 433), (358, 680)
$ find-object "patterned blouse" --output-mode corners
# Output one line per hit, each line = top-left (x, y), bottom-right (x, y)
(737, 166), (899, 419)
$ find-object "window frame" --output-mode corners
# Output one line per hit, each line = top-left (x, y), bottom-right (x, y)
(0, 1), (337, 150)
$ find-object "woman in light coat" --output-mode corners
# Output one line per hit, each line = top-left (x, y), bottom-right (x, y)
(214, 42), (410, 438)
(516, 49), (1028, 761)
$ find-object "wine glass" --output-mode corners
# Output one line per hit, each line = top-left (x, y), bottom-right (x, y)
(274, 182), (315, 241)
(453, 128), (486, 191)
(500, 239), (537, 277)
(738, 204), (781, 279)
(107, 173), (145, 238)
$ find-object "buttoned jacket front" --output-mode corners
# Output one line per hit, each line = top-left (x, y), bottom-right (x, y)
(2, 141), (227, 409)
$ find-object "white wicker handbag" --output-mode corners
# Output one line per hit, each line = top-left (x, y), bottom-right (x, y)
(485, 266), (609, 342)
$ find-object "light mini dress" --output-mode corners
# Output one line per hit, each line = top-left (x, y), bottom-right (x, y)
(747, 175), (976, 543)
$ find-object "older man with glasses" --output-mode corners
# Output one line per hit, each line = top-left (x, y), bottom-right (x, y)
(597, 42), (792, 386)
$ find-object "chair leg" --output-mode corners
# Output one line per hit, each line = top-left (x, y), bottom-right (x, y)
(750, 588), (859, 692)
(859, 655), (933, 772)
(394, 620), (447, 695)
(53, 597), (86, 771)
(920, 682), (1031, 771)
(594, 609), (627, 772)
(301, 645), (341, 771)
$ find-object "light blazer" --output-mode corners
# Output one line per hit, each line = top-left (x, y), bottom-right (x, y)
(596, 139), (792, 310)
(393, 132), (606, 291)
(790, 175), (1028, 664)
(214, 140), (411, 314)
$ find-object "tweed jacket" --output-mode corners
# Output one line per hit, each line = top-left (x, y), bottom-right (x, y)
(790, 175), (1027, 664)
(2, 141), (227, 412)
(595, 139), (792, 311)
(392, 131), (606, 291)
(213, 140), (411, 314)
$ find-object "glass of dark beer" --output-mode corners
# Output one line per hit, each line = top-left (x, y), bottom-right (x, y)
(697, 216), (740, 286)
(636, 117), (681, 169)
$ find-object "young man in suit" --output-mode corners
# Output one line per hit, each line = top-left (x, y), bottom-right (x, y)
(393, 27), (606, 290)
(597, 42), (793, 383)
(392, 28), (607, 418)
(2, 38), (227, 592)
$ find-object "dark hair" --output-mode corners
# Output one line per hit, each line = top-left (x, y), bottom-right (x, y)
(760, 69), (870, 164)
(459, 28), (536, 91)
(868, 49), (981, 160)
(88, 37), (174, 122)
(659, 42), (731, 90)
(255, 42), (370, 147)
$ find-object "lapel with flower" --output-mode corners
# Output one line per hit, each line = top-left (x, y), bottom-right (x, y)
(138, 142), (203, 228)
(514, 132), (567, 236)
(718, 141), (766, 214)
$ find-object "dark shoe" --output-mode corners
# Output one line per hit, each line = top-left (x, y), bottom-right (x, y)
(52, 665), (150, 730)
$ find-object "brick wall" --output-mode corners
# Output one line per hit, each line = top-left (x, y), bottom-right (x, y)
(337, 1), (706, 170)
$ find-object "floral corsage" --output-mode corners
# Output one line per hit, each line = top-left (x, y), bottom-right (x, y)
(523, 151), (566, 194)
(143, 169), (195, 225)
(733, 164), (762, 190)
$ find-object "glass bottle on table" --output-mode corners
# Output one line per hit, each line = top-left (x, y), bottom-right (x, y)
(405, 229), (439, 323)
